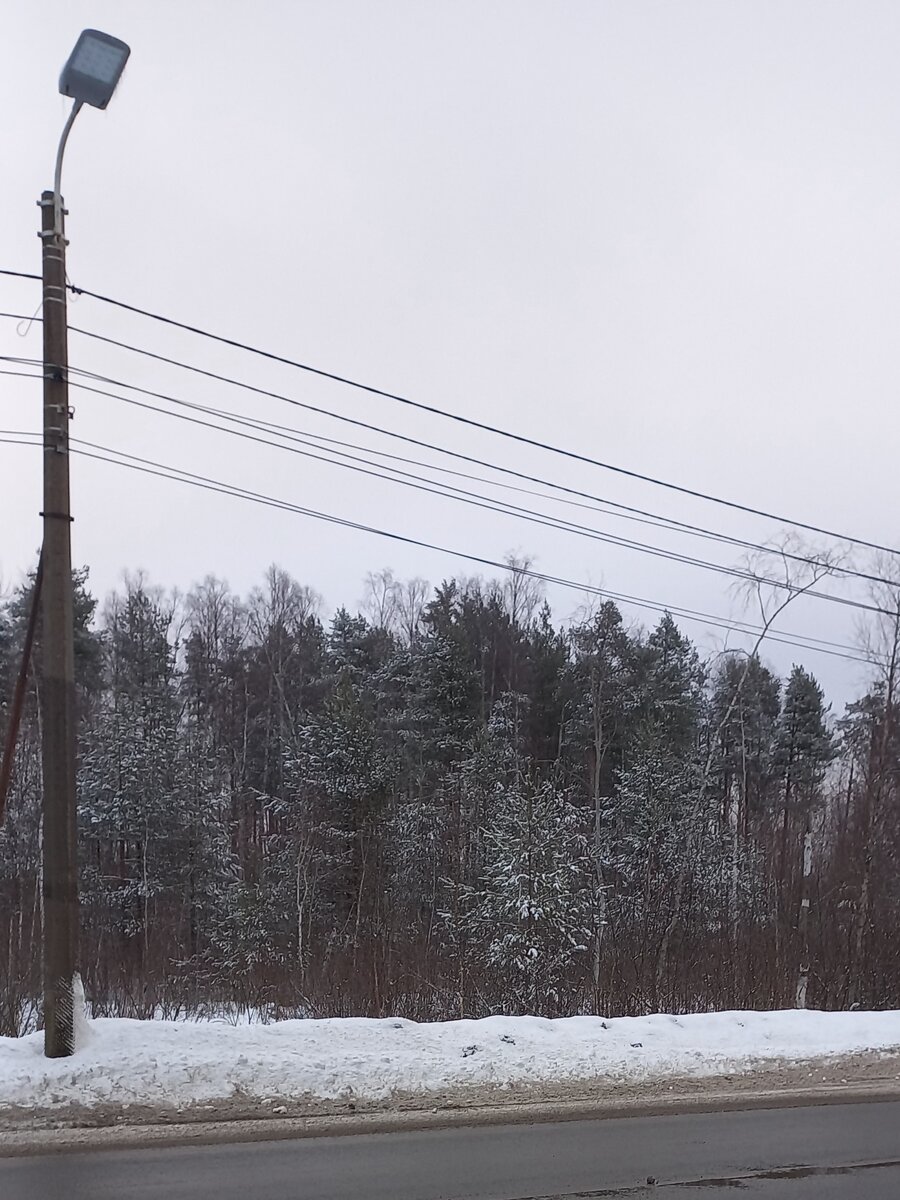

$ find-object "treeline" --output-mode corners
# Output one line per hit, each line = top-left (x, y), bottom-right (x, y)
(1, 561), (898, 1034)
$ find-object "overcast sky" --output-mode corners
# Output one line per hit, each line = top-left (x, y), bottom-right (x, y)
(4, 1), (900, 705)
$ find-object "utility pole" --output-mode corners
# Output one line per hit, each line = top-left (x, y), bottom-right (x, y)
(37, 28), (131, 1060)
(39, 188), (79, 1058)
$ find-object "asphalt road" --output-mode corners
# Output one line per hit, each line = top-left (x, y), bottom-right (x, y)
(2, 1100), (899, 1199)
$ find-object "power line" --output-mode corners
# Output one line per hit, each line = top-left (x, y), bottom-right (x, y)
(67, 443), (884, 664)
(3, 271), (894, 559)
(1, 331), (896, 592)
(0, 433), (41, 446)
(1, 432), (878, 664)
(4, 325), (811, 557)
(3, 348), (745, 549)
(3, 269), (900, 558)
(19, 366), (893, 619)
(1, 358), (895, 615)
(3, 331), (897, 597)
(51, 355), (900, 588)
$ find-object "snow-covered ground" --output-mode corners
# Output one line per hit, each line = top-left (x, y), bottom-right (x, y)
(1, 1009), (899, 1114)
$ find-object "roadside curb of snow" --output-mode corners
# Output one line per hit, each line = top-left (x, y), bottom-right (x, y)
(3, 1076), (900, 1157)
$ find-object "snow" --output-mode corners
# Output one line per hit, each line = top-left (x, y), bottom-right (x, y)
(1, 1009), (898, 1112)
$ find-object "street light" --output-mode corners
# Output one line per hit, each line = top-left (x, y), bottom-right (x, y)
(51, 31), (130, 232)
(40, 29), (130, 1060)
(60, 29), (131, 110)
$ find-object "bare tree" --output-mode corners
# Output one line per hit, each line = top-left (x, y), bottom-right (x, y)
(395, 577), (430, 647)
(362, 569), (400, 633)
(249, 565), (320, 643)
(502, 554), (544, 628)
(843, 556), (900, 1008)
(656, 536), (839, 1006)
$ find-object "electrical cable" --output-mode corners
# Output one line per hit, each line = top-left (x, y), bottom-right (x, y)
(0, 360), (893, 616)
(2, 273), (898, 556)
(28, 368), (895, 618)
(0, 432), (878, 664)
(1, 342), (895, 591)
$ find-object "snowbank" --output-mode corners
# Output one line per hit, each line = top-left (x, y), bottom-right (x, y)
(1, 1009), (898, 1112)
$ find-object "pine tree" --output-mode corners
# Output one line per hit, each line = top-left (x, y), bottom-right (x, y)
(79, 579), (183, 1004)
(638, 613), (705, 754)
(775, 666), (834, 818)
(457, 771), (593, 1015)
(709, 654), (781, 837)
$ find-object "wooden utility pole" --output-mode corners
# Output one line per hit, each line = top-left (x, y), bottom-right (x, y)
(39, 188), (79, 1058)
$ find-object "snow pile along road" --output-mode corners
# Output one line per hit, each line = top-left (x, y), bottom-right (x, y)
(1, 1009), (899, 1113)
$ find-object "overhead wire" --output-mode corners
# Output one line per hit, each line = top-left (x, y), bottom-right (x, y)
(35, 276), (900, 559)
(1, 361), (891, 618)
(0, 433), (41, 446)
(0, 431), (879, 665)
(0, 335), (896, 594)
(6, 325), (836, 561)
(62, 443), (892, 665)
(1, 271), (899, 557)
(0, 427), (883, 662)
(1, 277), (895, 656)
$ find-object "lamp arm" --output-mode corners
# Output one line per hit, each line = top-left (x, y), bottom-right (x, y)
(52, 99), (84, 235)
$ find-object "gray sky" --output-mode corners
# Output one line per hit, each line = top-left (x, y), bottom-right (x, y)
(4, 1), (900, 705)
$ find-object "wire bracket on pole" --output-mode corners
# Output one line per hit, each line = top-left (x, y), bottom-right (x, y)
(39, 511), (74, 522)
(37, 198), (70, 246)
(38, 225), (69, 248)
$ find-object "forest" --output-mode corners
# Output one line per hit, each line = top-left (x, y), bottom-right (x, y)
(1, 558), (898, 1037)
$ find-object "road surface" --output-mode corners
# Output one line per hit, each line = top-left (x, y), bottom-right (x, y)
(2, 1100), (898, 1198)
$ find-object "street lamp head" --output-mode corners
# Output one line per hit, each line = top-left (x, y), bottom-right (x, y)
(59, 29), (130, 110)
